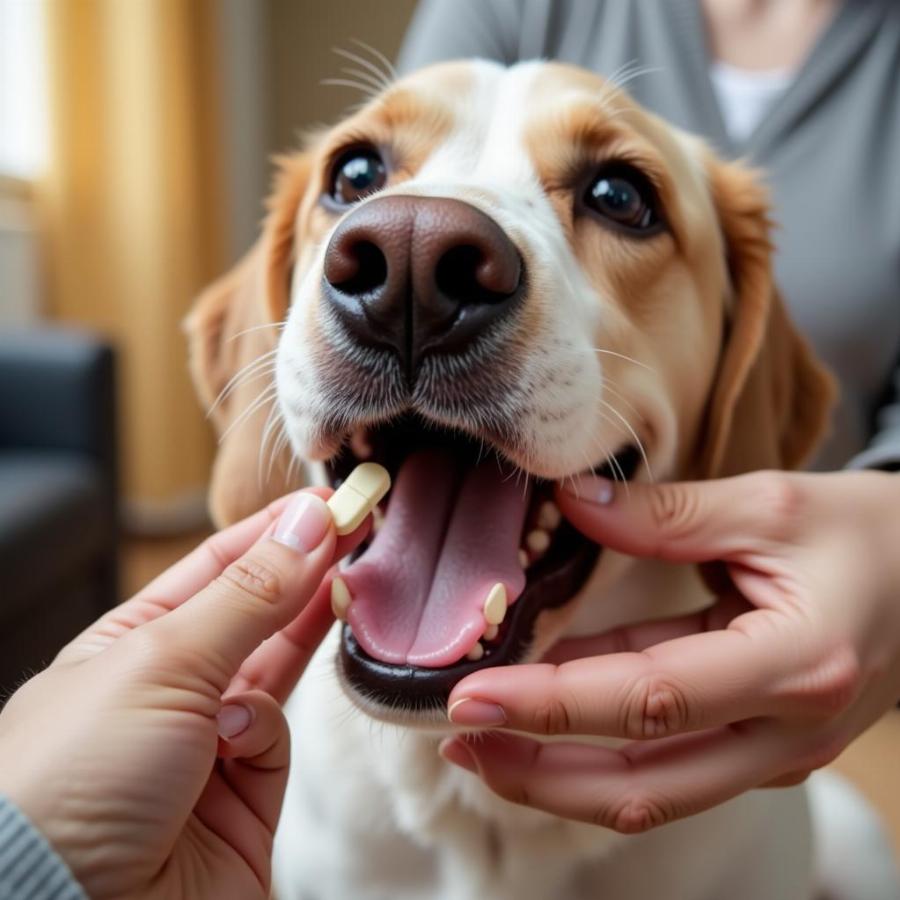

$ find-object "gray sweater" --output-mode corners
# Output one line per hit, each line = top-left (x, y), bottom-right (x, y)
(0, 798), (85, 900)
(399, 0), (900, 472)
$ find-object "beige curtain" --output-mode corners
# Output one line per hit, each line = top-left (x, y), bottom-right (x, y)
(40, 0), (226, 524)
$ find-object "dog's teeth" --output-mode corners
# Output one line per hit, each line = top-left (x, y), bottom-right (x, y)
(483, 623), (499, 641)
(330, 577), (352, 621)
(483, 583), (507, 625)
(372, 506), (384, 533)
(467, 641), (485, 662)
(537, 501), (561, 531)
(526, 529), (551, 555)
(518, 549), (529, 569)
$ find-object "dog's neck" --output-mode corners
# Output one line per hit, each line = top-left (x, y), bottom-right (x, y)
(565, 553), (715, 638)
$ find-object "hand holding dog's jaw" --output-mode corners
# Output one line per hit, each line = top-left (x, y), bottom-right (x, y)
(440, 470), (900, 834)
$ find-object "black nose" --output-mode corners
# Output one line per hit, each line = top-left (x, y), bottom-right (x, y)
(322, 195), (523, 377)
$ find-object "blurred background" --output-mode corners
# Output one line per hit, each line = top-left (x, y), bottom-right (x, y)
(0, 0), (897, 858)
(1, 0), (416, 527)
(0, 0), (416, 691)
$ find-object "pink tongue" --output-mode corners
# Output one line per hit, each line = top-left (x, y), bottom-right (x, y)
(344, 451), (529, 667)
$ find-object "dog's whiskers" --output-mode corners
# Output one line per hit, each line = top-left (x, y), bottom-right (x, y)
(600, 372), (643, 419)
(226, 321), (285, 343)
(338, 65), (389, 94)
(332, 45), (394, 93)
(220, 383), (278, 443)
(208, 349), (278, 417)
(348, 37), (398, 85)
(599, 399), (654, 484)
(604, 59), (664, 93)
(320, 78), (382, 102)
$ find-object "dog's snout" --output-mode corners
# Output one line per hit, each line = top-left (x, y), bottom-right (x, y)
(323, 195), (523, 375)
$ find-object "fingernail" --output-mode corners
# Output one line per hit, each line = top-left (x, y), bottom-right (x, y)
(273, 492), (332, 552)
(448, 698), (507, 727)
(438, 737), (479, 774)
(563, 475), (615, 505)
(217, 704), (252, 739)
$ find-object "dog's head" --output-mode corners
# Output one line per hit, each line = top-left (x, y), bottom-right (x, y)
(187, 60), (834, 723)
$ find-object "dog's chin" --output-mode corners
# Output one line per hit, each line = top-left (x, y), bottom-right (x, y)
(315, 413), (640, 722)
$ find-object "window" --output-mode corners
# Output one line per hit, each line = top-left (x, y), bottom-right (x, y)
(0, 0), (49, 179)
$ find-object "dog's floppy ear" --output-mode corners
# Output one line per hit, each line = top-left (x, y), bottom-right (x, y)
(185, 153), (312, 525)
(696, 158), (836, 477)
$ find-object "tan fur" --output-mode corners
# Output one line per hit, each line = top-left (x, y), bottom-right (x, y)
(694, 156), (836, 476)
(185, 154), (312, 525)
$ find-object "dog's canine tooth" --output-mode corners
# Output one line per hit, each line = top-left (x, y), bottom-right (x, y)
(467, 641), (485, 662)
(483, 623), (499, 641)
(330, 576), (352, 621)
(371, 505), (384, 533)
(526, 529), (551, 555)
(518, 549), (529, 569)
(483, 583), (507, 625)
(537, 501), (562, 531)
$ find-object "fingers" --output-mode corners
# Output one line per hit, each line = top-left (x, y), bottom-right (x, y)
(217, 691), (291, 773)
(194, 690), (292, 881)
(448, 613), (816, 740)
(144, 492), (337, 684)
(229, 515), (371, 702)
(439, 722), (789, 832)
(215, 690), (292, 834)
(539, 591), (751, 666)
(555, 471), (807, 565)
(133, 487), (355, 610)
(228, 577), (337, 703)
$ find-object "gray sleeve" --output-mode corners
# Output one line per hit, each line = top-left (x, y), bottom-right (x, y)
(847, 362), (900, 471)
(396, 0), (523, 73)
(0, 798), (86, 900)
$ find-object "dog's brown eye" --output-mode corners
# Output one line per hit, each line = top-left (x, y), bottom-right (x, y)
(330, 148), (387, 205)
(584, 165), (660, 233)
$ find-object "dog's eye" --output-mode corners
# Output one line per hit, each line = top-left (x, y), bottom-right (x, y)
(330, 148), (387, 205)
(584, 165), (660, 233)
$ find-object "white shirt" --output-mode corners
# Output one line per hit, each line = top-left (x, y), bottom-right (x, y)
(709, 61), (795, 144)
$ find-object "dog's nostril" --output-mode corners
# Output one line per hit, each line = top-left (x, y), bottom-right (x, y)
(330, 240), (388, 296)
(435, 245), (521, 306)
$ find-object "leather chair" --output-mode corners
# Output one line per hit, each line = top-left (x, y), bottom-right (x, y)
(0, 328), (118, 699)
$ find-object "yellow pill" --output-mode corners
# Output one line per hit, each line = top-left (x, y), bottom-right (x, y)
(326, 462), (391, 535)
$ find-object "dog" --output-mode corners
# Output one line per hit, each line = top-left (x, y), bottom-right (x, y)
(187, 60), (837, 900)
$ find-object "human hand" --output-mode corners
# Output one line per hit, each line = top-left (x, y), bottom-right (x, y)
(440, 470), (900, 833)
(0, 488), (366, 900)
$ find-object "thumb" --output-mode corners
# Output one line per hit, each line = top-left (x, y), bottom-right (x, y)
(555, 471), (796, 564)
(146, 491), (337, 682)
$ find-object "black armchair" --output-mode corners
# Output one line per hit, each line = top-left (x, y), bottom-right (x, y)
(0, 328), (119, 697)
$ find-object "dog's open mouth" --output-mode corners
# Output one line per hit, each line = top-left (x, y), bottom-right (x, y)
(327, 416), (639, 708)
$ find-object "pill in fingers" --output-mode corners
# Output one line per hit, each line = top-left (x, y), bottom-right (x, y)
(326, 462), (391, 535)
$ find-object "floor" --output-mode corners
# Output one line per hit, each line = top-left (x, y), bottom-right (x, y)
(122, 533), (900, 861)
